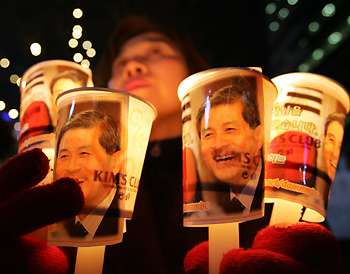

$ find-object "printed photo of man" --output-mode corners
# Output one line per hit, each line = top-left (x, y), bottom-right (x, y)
(323, 112), (346, 183)
(50, 70), (89, 104)
(196, 86), (264, 215)
(50, 109), (122, 241)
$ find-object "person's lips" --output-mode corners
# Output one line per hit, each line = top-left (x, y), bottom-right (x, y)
(213, 152), (240, 163)
(330, 160), (337, 169)
(123, 78), (150, 93)
(76, 178), (86, 185)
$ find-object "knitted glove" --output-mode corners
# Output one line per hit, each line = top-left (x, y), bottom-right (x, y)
(0, 148), (84, 274)
(184, 222), (342, 274)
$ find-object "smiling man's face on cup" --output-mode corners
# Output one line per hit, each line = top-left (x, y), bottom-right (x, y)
(197, 87), (263, 193)
(55, 110), (122, 215)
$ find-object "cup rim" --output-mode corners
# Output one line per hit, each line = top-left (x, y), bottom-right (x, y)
(55, 86), (157, 117)
(177, 67), (276, 101)
(20, 59), (93, 90)
(272, 72), (350, 113)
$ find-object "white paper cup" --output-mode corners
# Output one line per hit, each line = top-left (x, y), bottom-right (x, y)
(178, 67), (278, 226)
(19, 60), (93, 151)
(47, 87), (156, 247)
(266, 72), (349, 222)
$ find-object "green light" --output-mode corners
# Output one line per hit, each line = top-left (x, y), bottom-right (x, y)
(265, 3), (277, 14)
(287, 0), (298, 5)
(278, 8), (289, 19)
(328, 32), (342, 44)
(269, 21), (280, 32)
(308, 22), (320, 32)
(298, 63), (310, 72)
(312, 49), (324, 60)
(322, 3), (336, 17)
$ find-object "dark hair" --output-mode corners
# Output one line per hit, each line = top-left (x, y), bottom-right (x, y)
(196, 86), (260, 138)
(324, 112), (346, 135)
(94, 15), (209, 87)
(57, 109), (121, 156)
(50, 70), (88, 94)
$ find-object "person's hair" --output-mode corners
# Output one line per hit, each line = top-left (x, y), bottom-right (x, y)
(94, 15), (210, 87)
(50, 70), (88, 94)
(324, 112), (346, 135)
(56, 109), (121, 156)
(196, 86), (260, 138)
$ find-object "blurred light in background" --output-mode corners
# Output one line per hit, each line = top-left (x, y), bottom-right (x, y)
(0, 58), (10, 68)
(14, 121), (20, 131)
(81, 59), (90, 68)
(8, 109), (18, 119)
(30, 43), (41, 56)
(73, 52), (83, 62)
(269, 21), (280, 32)
(287, 0), (298, 5)
(322, 3), (336, 17)
(0, 101), (5, 111)
(72, 25), (83, 39)
(73, 8), (83, 19)
(278, 8), (289, 20)
(86, 48), (96, 58)
(82, 40), (92, 50)
(69, 38), (79, 48)
(9, 74), (19, 84)
(328, 32), (342, 44)
(309, 22), (320, 33)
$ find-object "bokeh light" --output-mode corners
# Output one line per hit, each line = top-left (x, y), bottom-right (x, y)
(309, 22), (320, 33)
(328, 32), (342, 45)
(322, 3), (336, 17)
(269, 21), (280, 32)
(82, 40), (92, 50)
(69, 38), (79, 48)
(0, 101), (5, 111)
(278, 8), (289, 20)
(73, 8), (83, 19)
(73, 52), (83, 62)
(287, 0), (298, 5)
(0, 58), (10, 68)
(81, 59), (90, 68)
(265, 3), (277, 14)
(30, 43), (42, 56)
(14, 121), (21, 131)
(72, 25), (83, 39)
(312, 48), (324, 60)
(10, 74), (19, 84)
(8, 109), (19, 119)
(86, 48), (96, 58)
(298, 63), (310, 72)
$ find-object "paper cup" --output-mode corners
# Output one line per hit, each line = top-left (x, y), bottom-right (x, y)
(47, 87), (156, 247)
(266, 72), (349, 222)
(19, 60), (94, 152)
(178, 67), (278, 226)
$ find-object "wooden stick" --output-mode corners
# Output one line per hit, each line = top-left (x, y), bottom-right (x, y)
(268, 199), (303, 226)
(209, 222), (239, 274)
(74, 246), (105, 274)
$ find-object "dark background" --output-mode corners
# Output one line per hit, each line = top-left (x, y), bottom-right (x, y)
(1, 0), (350, 271)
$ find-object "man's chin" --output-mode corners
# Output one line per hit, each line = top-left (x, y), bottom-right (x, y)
(78, 182), (89, 194)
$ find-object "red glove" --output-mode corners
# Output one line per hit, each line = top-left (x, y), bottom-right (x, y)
(0, 148), (84, 274)
(184, 222), (342, 274)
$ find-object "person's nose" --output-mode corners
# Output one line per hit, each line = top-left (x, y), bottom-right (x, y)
(64, 157), (81, 176)
(122, 57), (148, 79)
(334, 143), (342, 159)
(212, 133), (228, 150)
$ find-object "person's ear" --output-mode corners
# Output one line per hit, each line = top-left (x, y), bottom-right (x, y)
(112, 150), (122, 174)
(255, 124), (263, 150)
